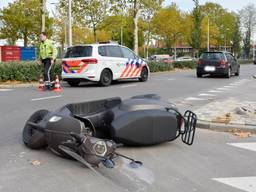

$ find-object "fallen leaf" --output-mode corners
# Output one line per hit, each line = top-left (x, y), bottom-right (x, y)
(212, 113), (232, 124)
(233, 132), (251, 138)
(31, 160), (41, 166)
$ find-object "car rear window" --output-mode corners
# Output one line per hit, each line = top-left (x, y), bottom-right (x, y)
(98, 45), (123, 58)
(64, 46), (92, 58)
(200, 53), (224, 60)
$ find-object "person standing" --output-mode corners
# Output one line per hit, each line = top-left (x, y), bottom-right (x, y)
(39, 32), (57, 84)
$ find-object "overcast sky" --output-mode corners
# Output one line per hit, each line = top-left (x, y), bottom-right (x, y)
(164, 0), (255, 12)
(1, 0), (255, 12)
(0, 0), (255, 41)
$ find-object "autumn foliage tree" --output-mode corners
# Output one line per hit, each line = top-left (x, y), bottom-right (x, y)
(0, 0), (53, 46)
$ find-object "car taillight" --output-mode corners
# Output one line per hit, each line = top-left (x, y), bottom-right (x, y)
(220, 59), (226, 65)
(61, 61), (66, 68)
(81, 58), (98, 64)
(197, 59), (203, 65)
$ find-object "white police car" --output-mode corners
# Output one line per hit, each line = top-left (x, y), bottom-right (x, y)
(61, 43), (150, 86)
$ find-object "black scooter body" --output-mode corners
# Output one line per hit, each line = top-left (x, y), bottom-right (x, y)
(23, 94), (197, 153)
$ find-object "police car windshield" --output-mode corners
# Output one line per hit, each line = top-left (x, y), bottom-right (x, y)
(65, 46), (92, 58)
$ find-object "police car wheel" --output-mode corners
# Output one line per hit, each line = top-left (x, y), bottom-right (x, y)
(99, 69), (112, 86)
(67, 80), (80, 87)
(139, 67), (148, 82)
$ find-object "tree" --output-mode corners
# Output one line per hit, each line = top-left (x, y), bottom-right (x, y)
(152, 3), (183, 58)
(59, 0), (112, 43)
(232, 15), (242, 56)
(0, 0), (53, 46)
(200, 2), (237, 50)
(191, 0), (202, 55)
(116, 0), (163, 55)
(99, 14), (145, 50)
(141, 0), (163, 58)
(240, 3), (256, 58)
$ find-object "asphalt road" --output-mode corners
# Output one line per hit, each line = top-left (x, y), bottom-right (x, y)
(0, 64), (256, 192)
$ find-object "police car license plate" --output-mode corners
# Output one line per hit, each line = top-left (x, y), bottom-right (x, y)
(204, 66), (215, 72)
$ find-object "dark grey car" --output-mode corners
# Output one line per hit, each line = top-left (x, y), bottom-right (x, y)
(196, 51), (240, 78)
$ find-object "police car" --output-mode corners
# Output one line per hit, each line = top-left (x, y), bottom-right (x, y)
(61, 43), (150, 86)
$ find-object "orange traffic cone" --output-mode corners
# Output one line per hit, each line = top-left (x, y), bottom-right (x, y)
(53, 75), (62, 92)
(38, 77), (45, 91)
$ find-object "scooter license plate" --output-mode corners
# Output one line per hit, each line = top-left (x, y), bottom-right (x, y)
(204, 66), (215, 72)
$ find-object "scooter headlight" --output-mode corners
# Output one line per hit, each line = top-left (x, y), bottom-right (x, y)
(93, 141), (107, 156)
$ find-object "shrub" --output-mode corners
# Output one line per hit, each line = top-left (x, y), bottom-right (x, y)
(0, 60), (62, 82)
(0, 60), (196, 82)
(148, 62), (173, 72)
(172, 61), (197, 69)
(238, 59), (253, 65)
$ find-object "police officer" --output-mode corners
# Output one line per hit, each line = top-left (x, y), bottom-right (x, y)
(39, 32), (57, 84)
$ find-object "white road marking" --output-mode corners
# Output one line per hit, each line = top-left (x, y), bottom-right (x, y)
(216, 88), (231, 91)
(0, 89), (13, 92)
(121, 84), (137, 88)
(229, 83), (239, 86)
(31, 95), (62, 101)
(168, 78), (175, 81)
(213, 177), (256, 192)
(198, 93), (216, 97)
(223, 86), (235, 88)
(208, 90), (223, 93)
(227, 142), (256, 152)
(185, 97), (206, 101)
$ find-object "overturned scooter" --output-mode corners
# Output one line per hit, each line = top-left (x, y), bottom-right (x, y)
(23, 94), (197, 170)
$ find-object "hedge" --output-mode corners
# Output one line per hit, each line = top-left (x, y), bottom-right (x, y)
(238, 59), (253, 65)
(0, 61), (62, 82)
(0, 60), (197, 82)
(173, 61), (197, 69)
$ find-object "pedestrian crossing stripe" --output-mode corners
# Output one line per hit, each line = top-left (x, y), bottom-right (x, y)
(213, 177), (256, 192)
(227, 142), (256, 152)
(0, 89), (13, 92)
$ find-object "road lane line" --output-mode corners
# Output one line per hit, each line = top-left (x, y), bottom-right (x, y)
(227, 142), (256, 152)
(213, 177), (256, 192)
(198, 93), (216, 97)
(217, 88), (231, 91)
(0, 89), (13, 92)
(223, 86), (235, 88)
(229, 83), (239, 86)
(185, 97), (206, 101)
(208, 90), (223, 93)
(31, 95), (62, 101)
(121, 84), (137, 88)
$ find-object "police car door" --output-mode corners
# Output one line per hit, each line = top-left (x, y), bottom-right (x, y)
(119, 46), (142, 79)
(103, 45), (126, 80)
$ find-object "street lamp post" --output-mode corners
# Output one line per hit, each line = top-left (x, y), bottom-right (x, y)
(41, 0), (46, 32)
(207, 18), (210, 51)
(68, 0), (72, 47)
(225, 28), (230, 51)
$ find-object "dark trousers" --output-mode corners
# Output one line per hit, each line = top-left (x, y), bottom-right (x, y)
(42, 58), (52, 82)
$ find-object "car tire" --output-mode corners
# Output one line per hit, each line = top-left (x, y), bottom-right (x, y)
(197, 72), (203, 78)
(23, 110), (49, 149)
(67, 80), (80, 87)
(225, 68), (231, 78)
(139, 67), (149, 82)
(99, 69), (112, 86)
(235, 67), (240, 76)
